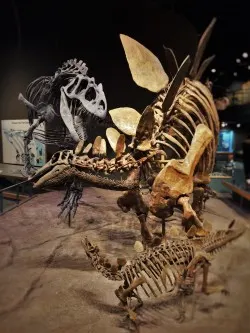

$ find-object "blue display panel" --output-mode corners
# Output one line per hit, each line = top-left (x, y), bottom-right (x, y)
(217, 130), (234, 152)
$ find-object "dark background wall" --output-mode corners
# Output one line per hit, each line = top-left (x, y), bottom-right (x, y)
(1, 0), (250, 164)
(0, 2), (200, 163)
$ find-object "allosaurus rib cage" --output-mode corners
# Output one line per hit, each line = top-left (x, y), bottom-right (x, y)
(26, 76), (53, 107)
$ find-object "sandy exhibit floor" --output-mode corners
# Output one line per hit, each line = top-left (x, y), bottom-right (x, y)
(0, 187), (249, 333)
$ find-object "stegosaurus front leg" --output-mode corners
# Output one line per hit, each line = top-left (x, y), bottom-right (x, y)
(117, 189), (162, 248)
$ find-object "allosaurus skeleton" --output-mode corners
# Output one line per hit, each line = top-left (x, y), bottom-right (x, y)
(19, 59), (107, 173)
(18, 59), (108, 221)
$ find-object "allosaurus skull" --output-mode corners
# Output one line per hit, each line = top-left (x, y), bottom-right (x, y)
(62, 74), (107, 119)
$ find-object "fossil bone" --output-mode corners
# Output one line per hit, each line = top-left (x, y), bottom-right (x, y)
(106, 127), (126, 153)
(162, 55), (191, 115)
(100, 139), (107, 156)
(92, 136), (103, 155)
(189, 18), (217, 79)
(109, 107), (141, 136)
(135, 106), (155, 151)
(120, 34), (169, 92)
(152, 124), (213, 198)
(74, 140), (85, 155)
(83, 143), (92, 154)
(31, 19), (220, 239)
(134, 240), (144, 253)
(163, 46), (179, 80)
(83, 224), (245, 321)
(115, 134), (126, 158)
(195, 55), (215, 81)
(62, 77), (106, 119)
(18, 58), (107, 176)
(60, 88), (80, 142)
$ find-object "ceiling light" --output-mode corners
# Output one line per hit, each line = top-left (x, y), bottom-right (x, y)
(236, 123), (241, 128)
(211, 68), (216, 73)
(233, 72), (238, 76)
(221, 122), (227, 128)
(236, 58), (241, 63)
(242, 52), (248, 58)
(248, 65), (250, 70)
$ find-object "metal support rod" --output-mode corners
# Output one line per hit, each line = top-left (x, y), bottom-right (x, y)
(0, 179), (31, 193)
(0, 178), (33, 214)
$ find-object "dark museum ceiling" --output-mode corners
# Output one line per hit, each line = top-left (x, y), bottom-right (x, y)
(1, 0), (249, 65)
(1, 1), (249, 84)
(0, 0), (250, 123)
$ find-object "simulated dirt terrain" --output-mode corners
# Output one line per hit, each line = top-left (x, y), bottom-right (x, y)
(0, 188), (249, 333)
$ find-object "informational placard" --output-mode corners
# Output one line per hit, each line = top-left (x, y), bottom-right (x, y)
(217, 130), (234, 153)
(1, 119), (46, 166)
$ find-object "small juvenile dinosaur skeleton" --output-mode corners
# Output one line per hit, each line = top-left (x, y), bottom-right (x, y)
(82, 221), (245, 322)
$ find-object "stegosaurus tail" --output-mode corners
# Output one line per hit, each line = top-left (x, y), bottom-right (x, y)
(82, 237), (124, 281)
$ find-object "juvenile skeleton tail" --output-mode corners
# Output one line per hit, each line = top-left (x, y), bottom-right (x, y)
(82, 237), (124, 281)
(201, 220), (246, 254)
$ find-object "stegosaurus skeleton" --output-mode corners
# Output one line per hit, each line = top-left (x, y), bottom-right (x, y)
(30, 18), (219, 241)
(109, 18), (219, 242)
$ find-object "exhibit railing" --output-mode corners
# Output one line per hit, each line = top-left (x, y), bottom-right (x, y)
(0, 179), (35, 215)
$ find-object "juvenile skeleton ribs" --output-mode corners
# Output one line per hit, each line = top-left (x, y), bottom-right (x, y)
(149, 124), (213, 228)
(82, 223), (245, 322)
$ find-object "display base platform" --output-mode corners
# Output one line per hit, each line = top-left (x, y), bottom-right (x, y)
(0, 188), (249, 333)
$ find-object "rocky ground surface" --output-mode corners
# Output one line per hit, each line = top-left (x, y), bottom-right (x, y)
(0, 188), (250, 333)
